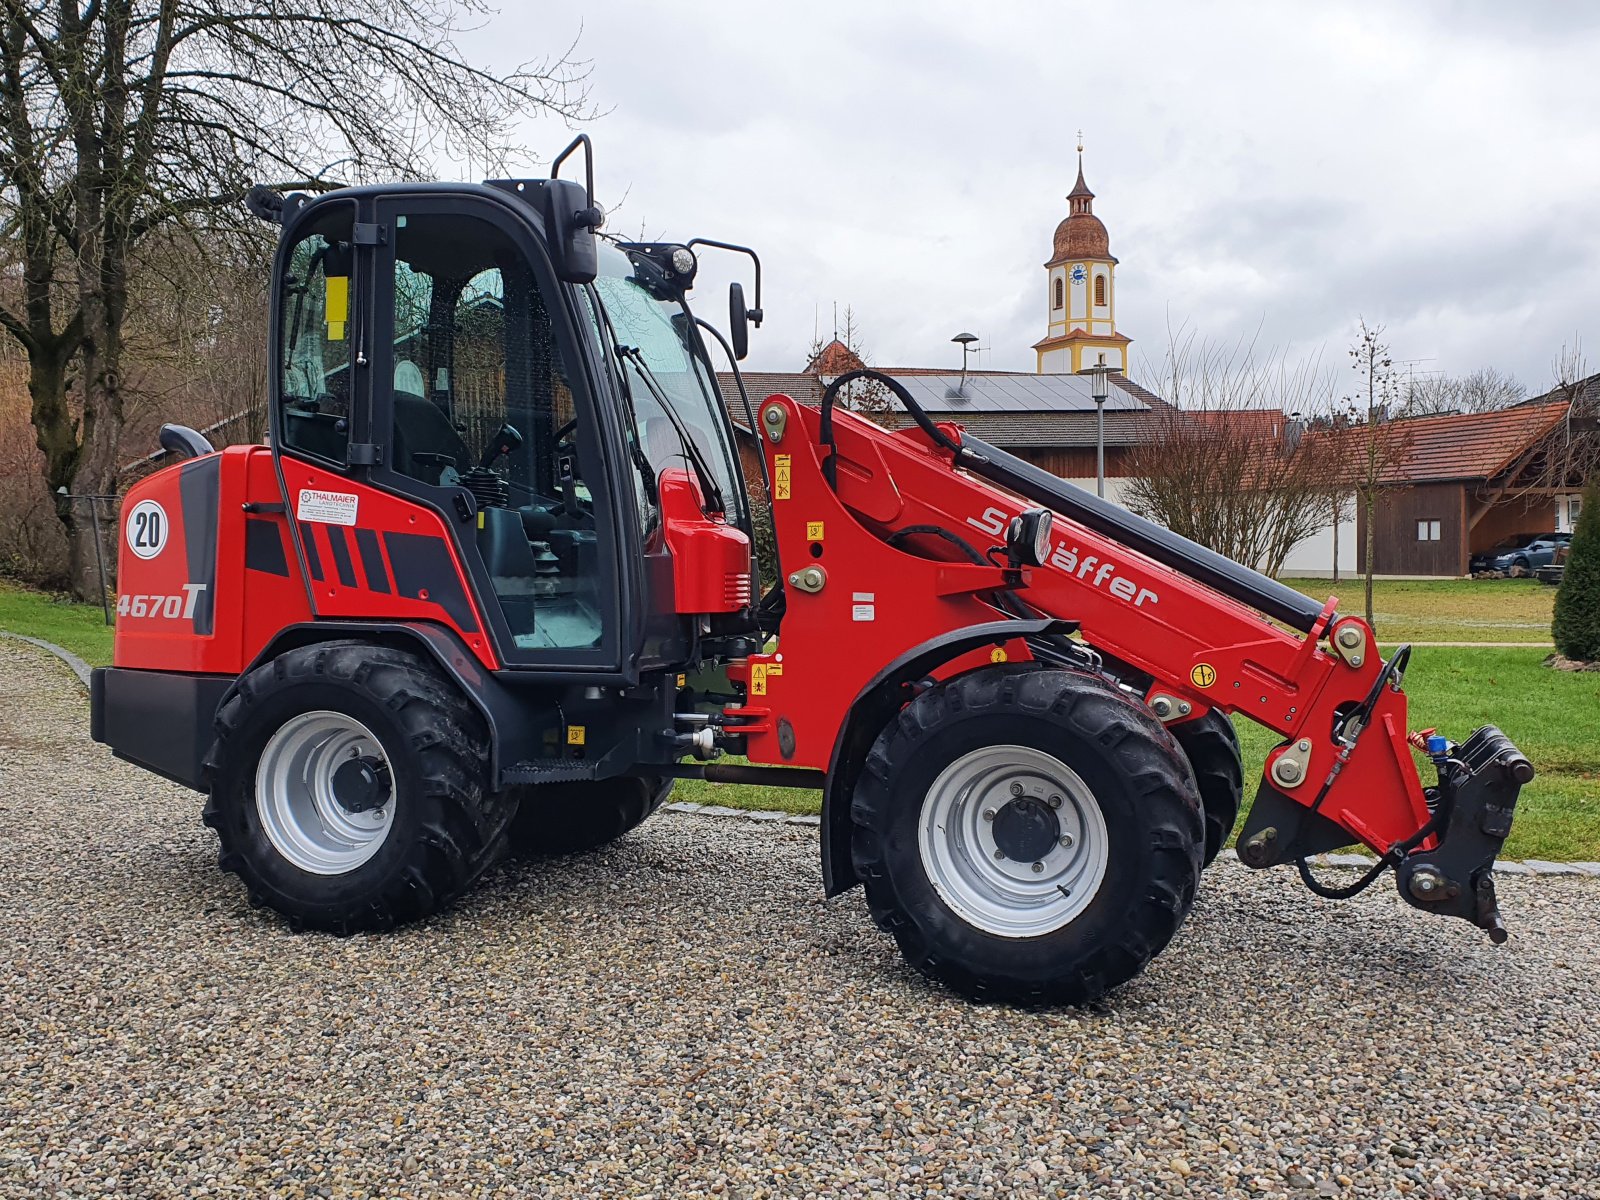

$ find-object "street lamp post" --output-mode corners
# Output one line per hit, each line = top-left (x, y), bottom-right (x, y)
(1075, 360), (1114, 498)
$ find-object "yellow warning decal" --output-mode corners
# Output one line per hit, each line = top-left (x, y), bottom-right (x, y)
(750, 663), (768, 696)
(566, 725), (587, 745)
(774, 454), (792, 501)
(806, 521), (825, 540)
(325, 275), (349, 341)
(990, 647), (1008, 663)
(1190, 663), (1218, 689)
(766, 661), (783, 676)
(676, 673), (687, 688)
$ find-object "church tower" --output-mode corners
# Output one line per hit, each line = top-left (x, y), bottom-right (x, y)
(1033, 147), (1131, 374)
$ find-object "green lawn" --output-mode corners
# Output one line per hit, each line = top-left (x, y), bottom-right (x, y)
(2, 577), (1593, 860)
(0, 580), (115, 665)
(1281, 576), (1554, 644)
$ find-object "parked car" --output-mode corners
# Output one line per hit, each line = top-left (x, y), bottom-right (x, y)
(1470, 532), (1572, 576)
(1535, 543), (1570, 586)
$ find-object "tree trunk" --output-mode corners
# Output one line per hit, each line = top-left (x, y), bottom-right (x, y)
(70, 297), (129, 603)
(1363, 489), (1376, 629)
(25, 344), (103, 599)
(1331, 496), (1340, 582)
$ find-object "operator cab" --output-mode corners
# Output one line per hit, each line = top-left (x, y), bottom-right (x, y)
(270, 177), (753, 673)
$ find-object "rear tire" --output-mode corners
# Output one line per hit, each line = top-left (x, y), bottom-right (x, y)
(203, 643), (510, 933)
(1171, 711), (1244, 867)
(505, 775), (673, 856)
(850, 665), (1203, 1006)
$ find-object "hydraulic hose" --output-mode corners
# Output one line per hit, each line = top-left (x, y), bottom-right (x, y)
(817, 368), (967, 489)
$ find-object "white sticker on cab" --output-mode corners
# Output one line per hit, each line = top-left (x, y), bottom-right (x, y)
(852, 603), (875, 622)
(297, 488), (359, 526)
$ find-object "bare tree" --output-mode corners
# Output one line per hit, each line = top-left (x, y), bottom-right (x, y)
(806, 304), (891, 422)
(1404, 365), (1525, 415)
(0, 1), (594, 599)
(1348, 320), (1410, 628)
(1124, 332), (1346, 578)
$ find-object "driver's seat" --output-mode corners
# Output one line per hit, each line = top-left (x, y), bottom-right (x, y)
(392, 362), (470, 483)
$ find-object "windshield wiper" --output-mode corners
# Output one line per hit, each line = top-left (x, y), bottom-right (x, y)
(615, 344), (727, 516)
(582, 285), (661, 509)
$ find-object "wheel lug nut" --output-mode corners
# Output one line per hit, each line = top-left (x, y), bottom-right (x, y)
(1048, 795), (1062, 809)
(982, 807), (997, 821)
(1009, 782), (1024, 797)
(1031, 861), (1045, 873)
(1060, 834), (1074, 847)
(993, 848), (1006, 860)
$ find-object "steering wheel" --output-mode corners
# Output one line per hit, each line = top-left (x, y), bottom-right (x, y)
(553, 416), (579, 455)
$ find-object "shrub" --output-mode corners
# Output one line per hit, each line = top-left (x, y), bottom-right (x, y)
(1553, 480), (1600, 662)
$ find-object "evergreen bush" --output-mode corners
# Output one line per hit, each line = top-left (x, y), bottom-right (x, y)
(1553, 480), (1600, 662)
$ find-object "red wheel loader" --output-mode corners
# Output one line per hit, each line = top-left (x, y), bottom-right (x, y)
(92, 139), (1533, 1004)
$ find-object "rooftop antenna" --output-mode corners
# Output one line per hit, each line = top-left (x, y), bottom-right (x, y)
(947, 331), (980, 402)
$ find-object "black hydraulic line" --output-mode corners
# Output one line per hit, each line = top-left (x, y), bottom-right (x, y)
(1306, 644), (1414, 818)
(693, 317), (770, 494)
(810, 368), (1324, 633)
(1296, 799), (1445, 901)
(958, 434), (1327, 634)
(886, 523), (987, 565)
(885, 523), (1033, 621)
(818, 368), (967, 489)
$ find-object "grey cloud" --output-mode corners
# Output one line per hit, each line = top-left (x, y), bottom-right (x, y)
(458, 0), (1598, 392)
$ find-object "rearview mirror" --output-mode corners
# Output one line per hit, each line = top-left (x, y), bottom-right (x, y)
(729, 281), (750, 361)
(543, 178), (600, 284)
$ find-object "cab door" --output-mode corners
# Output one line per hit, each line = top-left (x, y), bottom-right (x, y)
(365, 193), (629, 670)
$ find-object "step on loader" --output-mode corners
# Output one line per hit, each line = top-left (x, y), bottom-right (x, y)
(92, 139), (1533, 1004)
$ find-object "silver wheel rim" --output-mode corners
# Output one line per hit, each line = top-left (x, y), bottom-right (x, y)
(918, 744), (1109, 938)
(255, 710), (395, 875)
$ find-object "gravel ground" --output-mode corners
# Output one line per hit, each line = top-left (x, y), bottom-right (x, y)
(2, 641), (1598, 1200)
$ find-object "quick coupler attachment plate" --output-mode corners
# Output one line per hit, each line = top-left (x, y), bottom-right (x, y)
(1394, 725), (1534, 942)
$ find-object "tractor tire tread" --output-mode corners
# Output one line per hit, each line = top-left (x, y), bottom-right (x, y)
(205, 642), (511, 933)
(1171, 710), (1244, 867)
(850, 664), (1202, 1007)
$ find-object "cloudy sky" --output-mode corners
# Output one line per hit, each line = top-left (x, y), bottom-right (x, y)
(461, 1), (1599, 399)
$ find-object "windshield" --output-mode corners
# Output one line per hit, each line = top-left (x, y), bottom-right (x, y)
(590, 243), (745, 525)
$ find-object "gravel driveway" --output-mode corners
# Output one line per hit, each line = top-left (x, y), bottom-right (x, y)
(2, 641), (1598, 1199)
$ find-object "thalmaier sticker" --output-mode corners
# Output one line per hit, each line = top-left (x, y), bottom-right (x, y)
(297, 488), (360, 526)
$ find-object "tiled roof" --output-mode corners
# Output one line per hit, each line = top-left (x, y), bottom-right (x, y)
(804, 339), (866, 375)
(1337, 402), (1572, 484)
(717, 372), (827, 431)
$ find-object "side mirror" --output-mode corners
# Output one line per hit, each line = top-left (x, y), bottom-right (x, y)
(543, 178), (600, 284)
(729, 281), (750, 361)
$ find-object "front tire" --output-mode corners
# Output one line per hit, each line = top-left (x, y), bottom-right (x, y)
(1171, 710), (1244, 867)
(850, 665), (1203, 1006)
(203, 643), (510, 933)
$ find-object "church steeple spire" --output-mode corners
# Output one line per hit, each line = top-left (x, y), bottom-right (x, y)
(1034, 136), (1130, 374)
(1068, 132), (1095, 215)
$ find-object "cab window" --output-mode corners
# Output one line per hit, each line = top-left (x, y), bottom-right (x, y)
(388, 211), (603, 651)
(277, 204), (356, 464)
